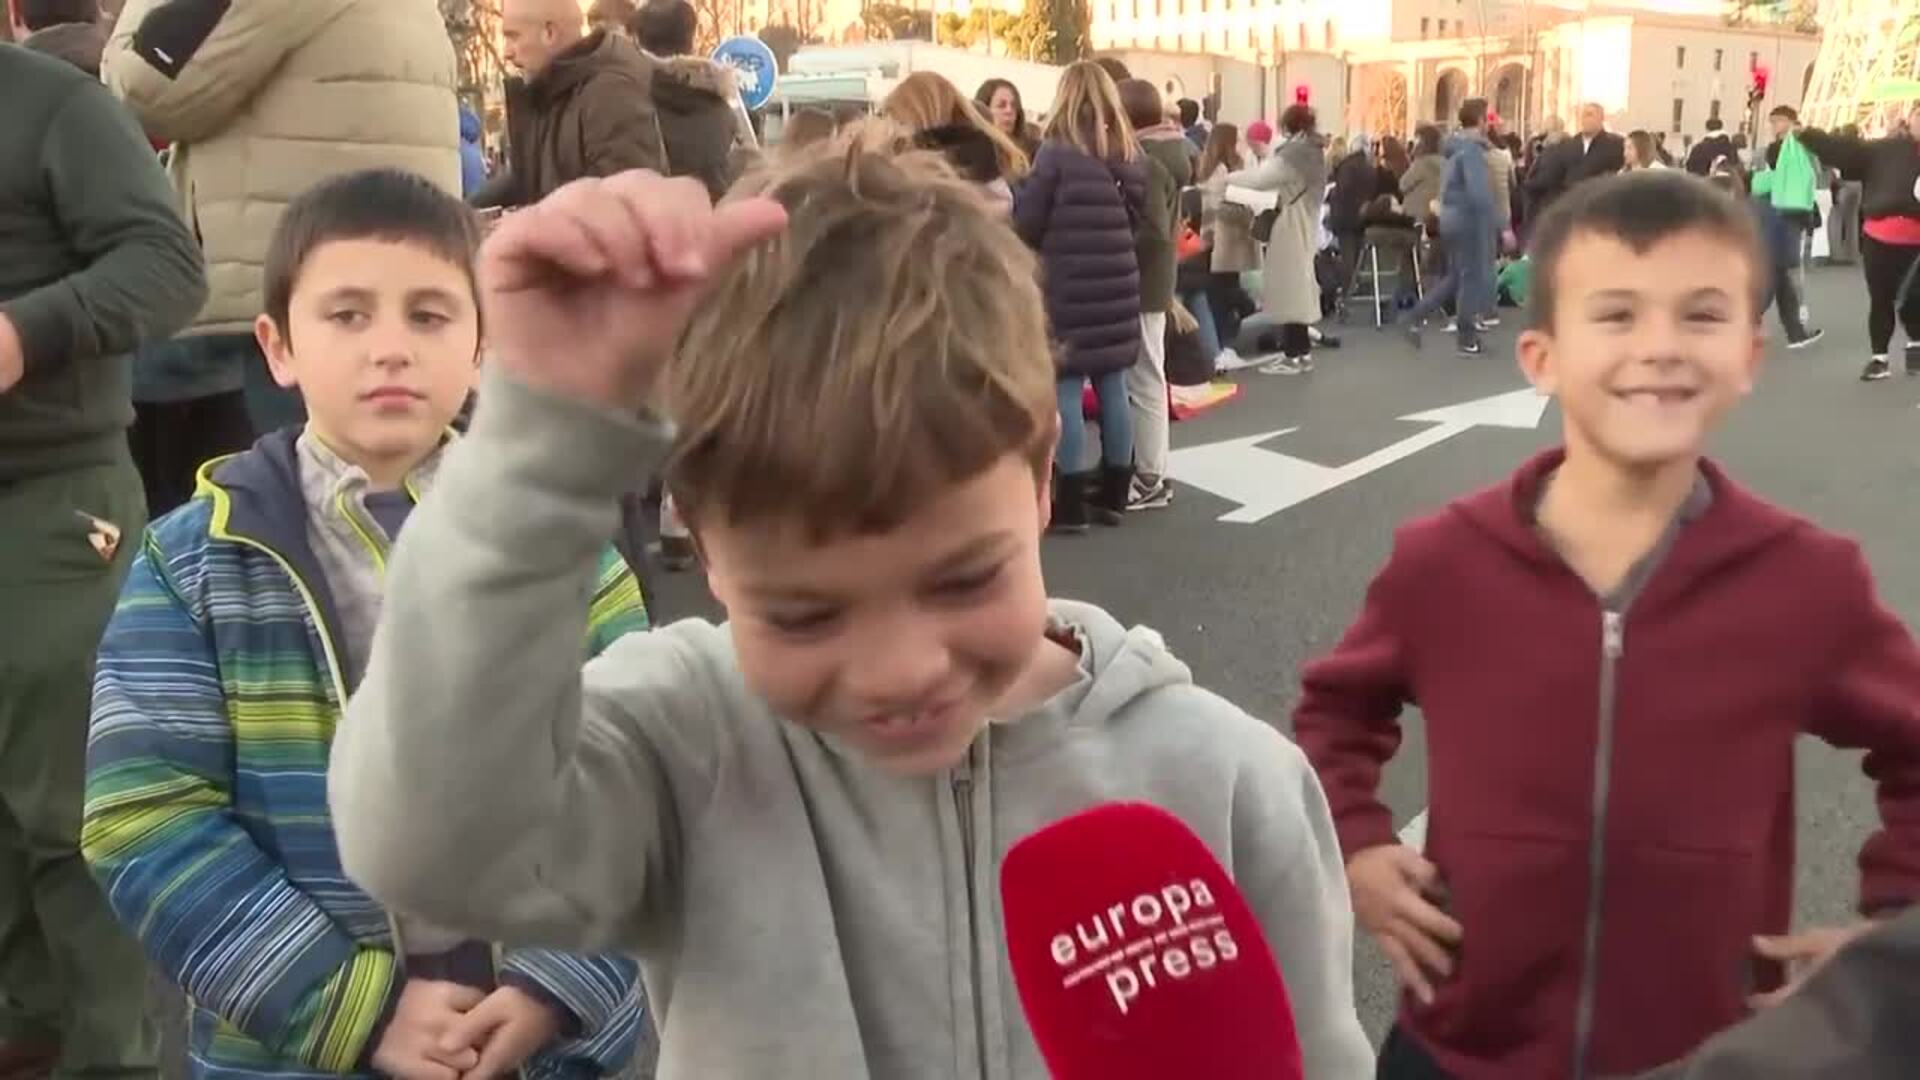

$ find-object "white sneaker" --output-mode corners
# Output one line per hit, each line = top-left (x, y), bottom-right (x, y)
(1214, 347), (1251, 371)
(1259, 354), (1310, 375)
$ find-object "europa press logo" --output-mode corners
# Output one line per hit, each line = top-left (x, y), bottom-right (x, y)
(1002, 804), (1304, 1079)
(1050, 878), (1243, 1015)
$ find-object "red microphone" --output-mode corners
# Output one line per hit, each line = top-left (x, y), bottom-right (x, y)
(999, 802), (1303, 1080)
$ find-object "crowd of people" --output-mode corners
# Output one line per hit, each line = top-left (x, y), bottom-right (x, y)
(8, 0), (1920, 1078)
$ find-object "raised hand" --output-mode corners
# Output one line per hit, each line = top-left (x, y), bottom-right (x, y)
(1347, 844), (1465, 1007)
(477, 171), (788, 414)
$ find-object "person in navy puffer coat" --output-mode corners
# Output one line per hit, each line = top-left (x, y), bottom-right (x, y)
(1014, 60), (1147, 533)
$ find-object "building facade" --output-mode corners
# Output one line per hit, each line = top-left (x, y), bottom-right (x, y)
(1089, 1), (1819, 146)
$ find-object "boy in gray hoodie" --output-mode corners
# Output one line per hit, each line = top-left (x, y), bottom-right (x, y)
(329, 140), (1374, 1079)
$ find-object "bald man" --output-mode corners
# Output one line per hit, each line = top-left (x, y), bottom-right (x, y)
(474, 0), (668, 208)
(1525, 102), (1625, 225)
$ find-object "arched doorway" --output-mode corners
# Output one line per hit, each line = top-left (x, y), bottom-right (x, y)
(1490, 63), (1525, 128)
(1435, 69), (1469, 124)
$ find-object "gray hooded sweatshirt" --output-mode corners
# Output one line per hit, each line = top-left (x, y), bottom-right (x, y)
(330, 370), (1374, 1080)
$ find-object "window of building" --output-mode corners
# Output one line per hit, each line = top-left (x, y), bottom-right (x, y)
(1714, 48), (1723, 71)
(1420, 16), (1429, 37)
(1672, 97), (1685, 134)
(1676, 46), (1685, 68)
(1437, 18), (1446, 35)
(1709, 99), (1721, 123)
(1325, 19), (1335, 49)
(1247, 25), (1255, 49)
(1750, 50), (1759, 72)
(1298, 22), (1307, 49)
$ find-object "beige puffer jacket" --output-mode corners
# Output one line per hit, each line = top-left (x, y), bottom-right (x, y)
(105, 0), (461, 336)
(1487, 145), (1515, 228)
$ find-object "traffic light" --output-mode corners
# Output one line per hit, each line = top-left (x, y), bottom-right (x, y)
(1748, 62), (1770, 107)
(1293, 83), (1310, 105)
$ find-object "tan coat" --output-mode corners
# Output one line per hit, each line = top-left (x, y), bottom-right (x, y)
(105, 0), (461, 335)
(1200, 168), (1261, 273)
(1229, 132), (1328, 326)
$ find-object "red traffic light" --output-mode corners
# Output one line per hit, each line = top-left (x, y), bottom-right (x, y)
(1293, 83), (1310, 104)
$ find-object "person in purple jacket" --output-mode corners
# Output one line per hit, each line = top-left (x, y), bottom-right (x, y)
(1013, 60), (1146, 534)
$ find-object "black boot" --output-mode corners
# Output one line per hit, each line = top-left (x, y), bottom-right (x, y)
(1050, 468), (1090, 534)
(1091, 464), (1133, 526)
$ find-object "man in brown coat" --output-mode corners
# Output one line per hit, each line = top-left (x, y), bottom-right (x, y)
(474, 0), (668, 209)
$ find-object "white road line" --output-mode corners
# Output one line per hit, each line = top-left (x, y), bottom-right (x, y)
(1397, 809), (1428, 853)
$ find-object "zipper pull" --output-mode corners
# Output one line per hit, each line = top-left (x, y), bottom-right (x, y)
(1602, 610), (1625, 659)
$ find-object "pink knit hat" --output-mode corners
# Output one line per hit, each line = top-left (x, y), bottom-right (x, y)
(1246, 119), (1274, 145)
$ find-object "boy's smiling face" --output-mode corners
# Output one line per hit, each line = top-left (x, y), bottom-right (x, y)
(699, 455), (1058, 777)
(1518, 227), (1763, 472)
(256, 238), (479, 486)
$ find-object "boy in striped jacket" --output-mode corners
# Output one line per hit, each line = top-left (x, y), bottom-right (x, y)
(82, 169), (650, 1080)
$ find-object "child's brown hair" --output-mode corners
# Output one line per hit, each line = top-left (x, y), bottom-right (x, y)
(662, 131), (1058, 540)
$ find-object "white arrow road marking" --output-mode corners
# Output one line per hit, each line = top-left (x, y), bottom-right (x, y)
(1170, 388), (1553, 523)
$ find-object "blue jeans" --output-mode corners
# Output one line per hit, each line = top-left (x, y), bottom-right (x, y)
(1180, 290), (1222, 361)
(1405, 218), (1494, 346)
(1056, 370), (1132, 473)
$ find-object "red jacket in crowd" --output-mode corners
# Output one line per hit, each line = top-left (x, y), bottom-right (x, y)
(1296, 449), (1920, 1080)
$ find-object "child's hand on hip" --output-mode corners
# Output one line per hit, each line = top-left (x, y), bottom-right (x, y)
(1749, 920), (1882, 1007)
(479, 170), (788, 414)
(1347, 844), (1465, 1007)
(438, 984), (567, 1079)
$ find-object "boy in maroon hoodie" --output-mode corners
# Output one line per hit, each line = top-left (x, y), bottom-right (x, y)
(1295, 169), (1920, 1080)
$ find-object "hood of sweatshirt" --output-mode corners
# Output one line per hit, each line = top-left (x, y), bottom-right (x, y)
(1039, 599), (1191, 730)
(1444, 129), (1489, 157)
(1448, 447), (1803, 579)
(22, 21), (106, 78)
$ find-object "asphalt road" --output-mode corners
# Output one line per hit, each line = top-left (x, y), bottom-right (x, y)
(145, 265), (1896, 1073)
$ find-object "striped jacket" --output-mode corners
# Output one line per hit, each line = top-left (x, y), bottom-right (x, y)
(84, 431), (649, 1078)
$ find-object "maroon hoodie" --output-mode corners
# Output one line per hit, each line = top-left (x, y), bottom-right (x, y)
(1296, 449), (1920, 1080)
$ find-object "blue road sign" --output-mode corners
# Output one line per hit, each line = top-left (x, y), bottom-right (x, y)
(712, 35), (779, 112)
